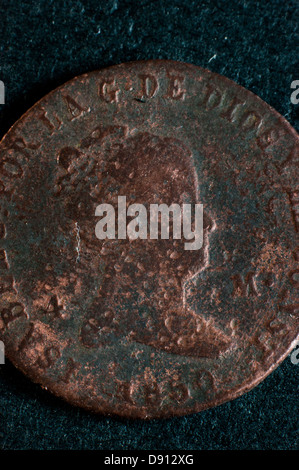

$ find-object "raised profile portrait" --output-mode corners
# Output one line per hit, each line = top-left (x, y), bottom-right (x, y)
(54, 128), (231, 358)
(51, 126), (230, 357)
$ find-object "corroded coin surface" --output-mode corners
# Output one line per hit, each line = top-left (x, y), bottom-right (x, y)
(0, 60), (298, 418)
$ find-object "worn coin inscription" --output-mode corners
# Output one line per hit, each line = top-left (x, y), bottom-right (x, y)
(0, 60), (298, 418)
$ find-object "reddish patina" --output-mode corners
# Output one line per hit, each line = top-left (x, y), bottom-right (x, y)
(0, 61), (298, 418)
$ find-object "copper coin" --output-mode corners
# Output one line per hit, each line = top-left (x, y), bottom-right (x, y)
(0, 60), (298, 419)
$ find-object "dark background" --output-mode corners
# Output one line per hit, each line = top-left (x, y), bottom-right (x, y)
(0, 0), (298, 451)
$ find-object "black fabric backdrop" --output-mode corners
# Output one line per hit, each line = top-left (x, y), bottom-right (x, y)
(0, 0), (298, 450)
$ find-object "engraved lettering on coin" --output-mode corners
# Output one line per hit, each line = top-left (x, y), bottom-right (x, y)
(0, 60), (297, 419)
